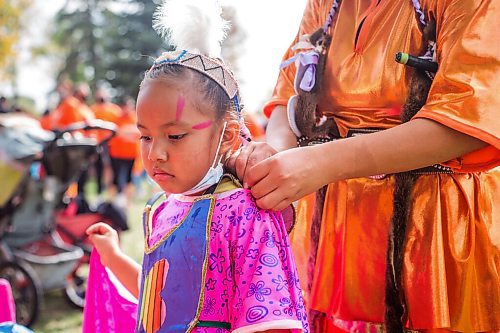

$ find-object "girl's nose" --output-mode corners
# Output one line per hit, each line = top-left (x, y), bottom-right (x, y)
(148, 140), (167, 161)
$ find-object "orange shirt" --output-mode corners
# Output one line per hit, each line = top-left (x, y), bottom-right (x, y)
(108, 111), (139, 160)
(51, 96), (94, 130)
(91, 102), (121, 123)
(265, 0), (500, 172)
(39, 113), (53, 130)
(91, 102), (121, 142)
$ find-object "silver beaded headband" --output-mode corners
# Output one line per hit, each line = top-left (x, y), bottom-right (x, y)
(152, 49), (239, 100)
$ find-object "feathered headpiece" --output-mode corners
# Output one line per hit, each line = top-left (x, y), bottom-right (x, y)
(150, 0), (252, 142)
(151, 0), (238, 100)
(153, 0), (230, 58)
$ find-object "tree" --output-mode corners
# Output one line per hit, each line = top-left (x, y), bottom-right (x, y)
(52, 0), (168, 99)
(0, 0), (32, 80)
(51, 1), (244, 101)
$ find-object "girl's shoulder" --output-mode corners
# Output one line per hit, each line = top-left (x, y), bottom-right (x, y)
(215, 186), (278, 220)
(213, 175), (295, 233)
(212, 187), (290, 243)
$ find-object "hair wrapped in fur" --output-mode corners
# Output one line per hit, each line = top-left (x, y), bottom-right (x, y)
(384, 17), (436, 333)
(294, 28), (340, 145)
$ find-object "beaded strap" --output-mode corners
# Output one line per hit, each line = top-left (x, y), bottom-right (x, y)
(410, 0), (427, 26)
(410, 0), (437, 79)
(322, 0), (340, 34)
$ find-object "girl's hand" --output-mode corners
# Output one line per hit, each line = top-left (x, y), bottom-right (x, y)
(86, 222), (121, 267)
(225, 141), (278, 188)
(246, 146), (323, 211)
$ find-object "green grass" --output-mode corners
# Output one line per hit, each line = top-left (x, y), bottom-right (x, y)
(30, 181), (155, 332)
(31, 290), (83, 333)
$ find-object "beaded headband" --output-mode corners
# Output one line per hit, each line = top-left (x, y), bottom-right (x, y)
(151, 49), (239, 100)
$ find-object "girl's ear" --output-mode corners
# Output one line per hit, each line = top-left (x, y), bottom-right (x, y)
(220, 119), (241, 157)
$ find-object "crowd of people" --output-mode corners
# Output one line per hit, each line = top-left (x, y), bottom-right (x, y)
(2, 83), (152, 209)
(41, 82), (143, 208)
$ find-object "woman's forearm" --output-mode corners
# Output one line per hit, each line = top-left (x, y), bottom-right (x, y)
(314, 118), (487, 182)
(265, 105), (297, 152)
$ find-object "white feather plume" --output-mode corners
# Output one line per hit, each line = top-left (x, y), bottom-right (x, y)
(153, 0), (230, 58)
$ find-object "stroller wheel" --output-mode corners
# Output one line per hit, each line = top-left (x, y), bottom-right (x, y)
(0, 261), (42, 327)
(64, 262), (88, 309)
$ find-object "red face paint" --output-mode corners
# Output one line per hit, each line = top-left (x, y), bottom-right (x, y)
(176, 95), (185, 121)
(192, 120), (213, 130)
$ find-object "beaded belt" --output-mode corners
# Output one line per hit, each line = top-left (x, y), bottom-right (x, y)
(296, 128), (453, 177)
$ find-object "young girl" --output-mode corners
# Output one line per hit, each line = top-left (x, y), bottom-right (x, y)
(86, 1), (308, 332)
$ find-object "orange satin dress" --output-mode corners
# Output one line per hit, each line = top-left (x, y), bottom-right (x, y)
(264, 0), (500, 331)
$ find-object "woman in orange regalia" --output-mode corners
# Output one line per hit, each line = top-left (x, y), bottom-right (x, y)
(227, 0), (500, 332)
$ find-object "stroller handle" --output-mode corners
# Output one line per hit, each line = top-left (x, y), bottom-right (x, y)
(54, 120), (117, 146)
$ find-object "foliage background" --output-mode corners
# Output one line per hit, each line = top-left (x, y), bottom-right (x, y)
(0, 0), (32, 81)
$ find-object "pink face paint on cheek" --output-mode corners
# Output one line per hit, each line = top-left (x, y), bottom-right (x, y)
(175, 95), (185, 121)
(192, 120), (213, 130)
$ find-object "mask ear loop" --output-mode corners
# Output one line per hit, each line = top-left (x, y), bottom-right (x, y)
(211, 121), (227, 168)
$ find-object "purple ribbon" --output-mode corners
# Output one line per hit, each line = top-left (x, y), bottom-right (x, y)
(281, 50), (319, 93)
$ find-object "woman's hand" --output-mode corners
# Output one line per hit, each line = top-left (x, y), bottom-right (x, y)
(225, 141), (278, 188)
(246, 146), (324, 211)
(86, 222), (121, 267)
(245, 118), (489, 212)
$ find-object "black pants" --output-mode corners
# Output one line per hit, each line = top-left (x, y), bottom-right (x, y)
(77, 145), (110, 196)
(110, 157), (135, 193)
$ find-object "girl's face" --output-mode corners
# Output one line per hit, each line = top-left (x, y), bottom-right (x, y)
(136, 80), (224, 194)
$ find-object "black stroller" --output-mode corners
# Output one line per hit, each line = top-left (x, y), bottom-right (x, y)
(0, 113), (122, 327)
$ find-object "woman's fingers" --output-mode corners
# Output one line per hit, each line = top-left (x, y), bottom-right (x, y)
(224, 142), (278, 186)
(245, 156), (274, 191)
(273, 199), (294, 213)
(248, 163), (277, 200)
(234, 144), (256, 185)
(255, 188), (292, 211)
(248, 157), (293, 210)
(248, 146), (323, 210)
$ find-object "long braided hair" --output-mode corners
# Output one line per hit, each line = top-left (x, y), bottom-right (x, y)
(292, 1), (341, 146)
(385, 7), (437, 333)
(285, 3), (342, 330)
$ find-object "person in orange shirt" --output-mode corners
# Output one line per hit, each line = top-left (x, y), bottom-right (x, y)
(108, 97), (140, 207)
(227, 1), (500, 333)
(91, 89), (121, 124)
(90, 89), (121, 198)
(39, 109), (53, 130)
(50, 83), (94, 131)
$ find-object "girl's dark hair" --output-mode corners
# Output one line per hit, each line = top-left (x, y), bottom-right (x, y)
(141, 63), (238, 122)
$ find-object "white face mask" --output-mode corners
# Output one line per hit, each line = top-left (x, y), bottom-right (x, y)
(180, 122), (227, 196)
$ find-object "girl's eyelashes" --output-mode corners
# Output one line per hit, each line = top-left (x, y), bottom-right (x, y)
(168, 133), (187, 141)
(138, 133), (187, 142)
